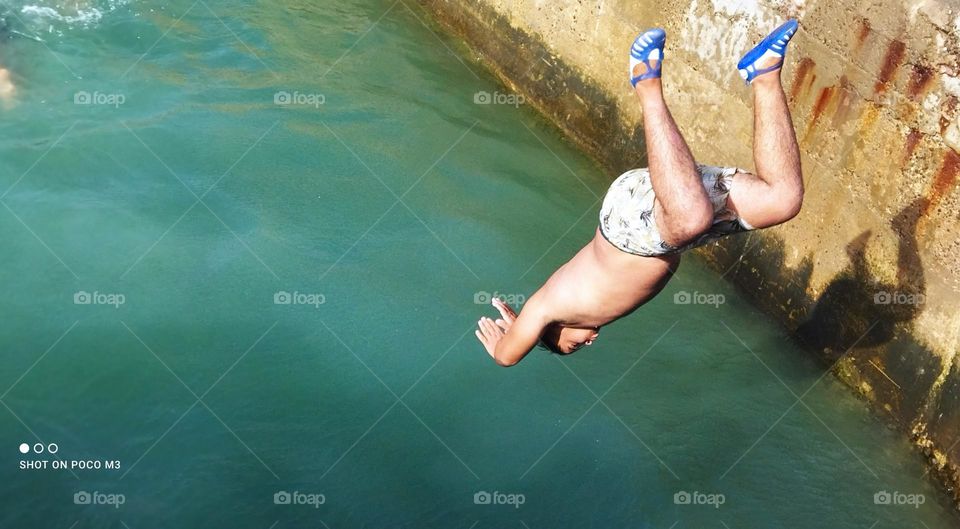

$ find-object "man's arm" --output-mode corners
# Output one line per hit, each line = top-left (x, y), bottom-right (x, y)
(476, 297), (548, 367)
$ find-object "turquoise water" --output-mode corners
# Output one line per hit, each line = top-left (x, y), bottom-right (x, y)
(0, 1), (957, 527)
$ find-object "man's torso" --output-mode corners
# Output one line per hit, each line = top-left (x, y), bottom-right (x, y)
(536, 228), (678, 328)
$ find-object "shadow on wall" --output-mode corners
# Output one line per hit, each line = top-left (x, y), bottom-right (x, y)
(795, 197), (926, 358)
(706, 195), (944, 426)
(704, 194), (960, 502)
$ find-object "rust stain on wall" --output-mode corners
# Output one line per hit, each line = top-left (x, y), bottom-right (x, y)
(904, 128), (924, 163)
(791, 57), (816, 100)
(922, 150), (960, 217)
(805, 85), (836, 141)
(875, 40), (907, 95)
(907, 63), (935, 100)
(855, 18), (872, 53)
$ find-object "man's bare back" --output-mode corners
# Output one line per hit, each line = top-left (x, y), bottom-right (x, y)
(476, 22), (804, 366)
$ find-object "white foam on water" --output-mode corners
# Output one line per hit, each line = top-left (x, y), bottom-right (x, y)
(20, 5), (103, 25)
(2, 0), (133, 33)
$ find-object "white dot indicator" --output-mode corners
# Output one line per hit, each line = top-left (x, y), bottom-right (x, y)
(19, 443), (29, 454)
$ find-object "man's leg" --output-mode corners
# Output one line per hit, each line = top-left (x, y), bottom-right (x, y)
(728, 54), (804, 228)
(633, 72), (713, 247)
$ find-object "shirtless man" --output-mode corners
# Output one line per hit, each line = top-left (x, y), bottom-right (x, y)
(0, 32), (14, 103)
(475, 21), (804, 366)
(0, 67), (14, 102)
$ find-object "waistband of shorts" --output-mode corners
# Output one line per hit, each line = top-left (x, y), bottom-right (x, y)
(598, 222), (677, 258)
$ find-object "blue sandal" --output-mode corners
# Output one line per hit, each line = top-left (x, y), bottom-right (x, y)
(737, 19), (799, 84)
(629, 28), (666, 86)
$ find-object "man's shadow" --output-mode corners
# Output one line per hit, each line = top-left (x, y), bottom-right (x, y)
(795, 197), (927, 360)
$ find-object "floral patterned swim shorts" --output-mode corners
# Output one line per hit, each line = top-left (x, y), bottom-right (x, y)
(598, 164), (755, 257)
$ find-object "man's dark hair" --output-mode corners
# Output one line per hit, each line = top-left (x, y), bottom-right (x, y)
(537, 324), (564, 355)
(537, 340), (564, 355)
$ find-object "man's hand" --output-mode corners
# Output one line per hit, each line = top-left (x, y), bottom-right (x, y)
(475, 298), (518, 360)
(491, 297), (517, 330)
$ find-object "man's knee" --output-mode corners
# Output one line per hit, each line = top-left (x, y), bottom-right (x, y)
(773, 184), (804, 224)
(748, 184), (804, 229)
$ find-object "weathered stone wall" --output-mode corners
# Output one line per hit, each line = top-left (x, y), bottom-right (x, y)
(419, 0), (960, 504)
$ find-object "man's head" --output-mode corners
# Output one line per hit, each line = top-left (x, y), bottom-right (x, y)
(540, 323), (600, 355)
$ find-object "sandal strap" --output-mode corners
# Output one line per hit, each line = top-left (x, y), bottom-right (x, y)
(630, 56), (663, 86)
(631, 71), (660, 85)
(745, 60), (783, 84)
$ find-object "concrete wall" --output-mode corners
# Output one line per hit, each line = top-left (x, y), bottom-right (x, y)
(420, 0), (960, 504)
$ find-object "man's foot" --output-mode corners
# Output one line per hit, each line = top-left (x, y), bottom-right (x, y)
(737, 19), (798, 84)
(630, 28), (666, 87)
